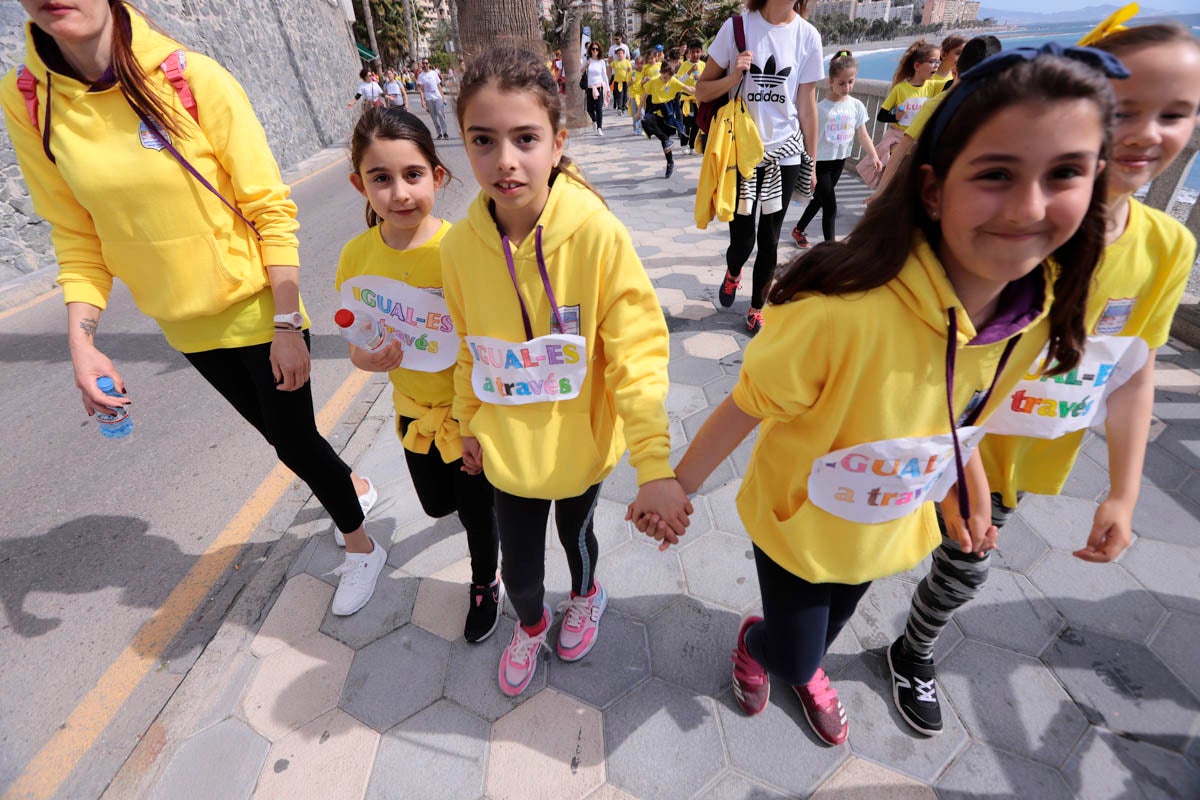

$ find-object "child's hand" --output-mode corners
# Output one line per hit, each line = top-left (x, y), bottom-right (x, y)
(939, 491), (994, 556)
(1074, 497), (1134, 563)
(461, 436), (483, 475)
(870, 156), (883, 175)
(350, 339), (404, 372)
(626, 478), (693, 549)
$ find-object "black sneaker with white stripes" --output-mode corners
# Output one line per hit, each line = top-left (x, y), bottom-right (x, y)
(887, 637), (943, 735)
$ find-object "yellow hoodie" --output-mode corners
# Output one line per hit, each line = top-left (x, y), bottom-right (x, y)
(441, 173), (673, 500)
(694, 97), (763, 229)
(0, 7), (303, 353)
(732, 236), (1055, 584)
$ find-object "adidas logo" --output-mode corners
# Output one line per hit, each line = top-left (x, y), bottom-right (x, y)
(750, 55), (791, 90)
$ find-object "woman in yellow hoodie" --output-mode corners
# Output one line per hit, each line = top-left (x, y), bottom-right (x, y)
(2, 1), (384, 616)
(647, 47), (1121, 746)
(444, 48), (691, 698)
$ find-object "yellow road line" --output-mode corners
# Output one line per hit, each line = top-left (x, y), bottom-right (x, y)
(3, 369), (373, 800)
(0, 286), (60, 322)
(288, 152), (349, 188)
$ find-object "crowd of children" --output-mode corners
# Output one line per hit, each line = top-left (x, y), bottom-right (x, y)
(10, 0), (1197, 758)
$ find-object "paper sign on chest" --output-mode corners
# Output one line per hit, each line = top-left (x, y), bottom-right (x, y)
(983, 335), (1148, 439)
(808, 427), (986, 524)
(466, 333), (587, 406)
(339, 275), (457, 372)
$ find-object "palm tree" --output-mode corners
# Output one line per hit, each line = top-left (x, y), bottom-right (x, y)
(634, 0), (741, 51)
(457, 0), (545, 61)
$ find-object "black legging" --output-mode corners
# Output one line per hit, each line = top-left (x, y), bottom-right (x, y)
(727, 163), (804, 310)
(586, 88), (604, 129)
(494, 484), (601, 627)
(612, 83), (627, 112)
(184, 333), (364, 534)
(795, 159), (846, 243)
(744, 545), (871, 686)
(399, 417), (499, 586)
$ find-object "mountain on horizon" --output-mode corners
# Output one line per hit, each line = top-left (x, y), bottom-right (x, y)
(978, 4), (1167, 24)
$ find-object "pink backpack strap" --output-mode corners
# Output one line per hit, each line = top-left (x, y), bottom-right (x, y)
(160, 50), (198, 123)
(15, 64), (40, 133)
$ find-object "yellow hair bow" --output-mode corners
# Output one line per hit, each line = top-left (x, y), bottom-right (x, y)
(1077, 3), (1140, 46)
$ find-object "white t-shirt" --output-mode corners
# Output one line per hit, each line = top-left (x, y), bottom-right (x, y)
(586, 59), (609, 89)
(417, 70), (442, 102)
(709, 11), (824, 165)
(608, 43), (627, 60)
(384, 80), (403, 99)
(357, 81), (383, 103)
(816, 95), (867, 161)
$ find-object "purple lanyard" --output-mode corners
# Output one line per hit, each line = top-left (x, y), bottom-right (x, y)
(944, 308), (1020, 521)
(130, 104), (262, 241)
(502, 226), (568, 340)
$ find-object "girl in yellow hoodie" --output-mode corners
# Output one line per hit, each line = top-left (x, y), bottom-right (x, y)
(443, 47), (691, 698)
(645, 47), (1122, 745)
(2, 1), (381, 616)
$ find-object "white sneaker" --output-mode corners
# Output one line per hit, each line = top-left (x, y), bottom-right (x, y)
(596, 127), (604, 137)
(329, 537), (387, 616)
(335, 477), (378, 547)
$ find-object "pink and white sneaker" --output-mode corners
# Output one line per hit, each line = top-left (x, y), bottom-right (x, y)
(498, 605), (550, 697)
(793, 667), (849, 745)
(732, 615), (770, 715)
(556, 582), (608, 661)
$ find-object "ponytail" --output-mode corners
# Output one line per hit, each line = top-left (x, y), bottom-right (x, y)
(111, 1), (188, 139)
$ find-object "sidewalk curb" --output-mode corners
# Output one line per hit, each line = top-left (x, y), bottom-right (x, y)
(100, 372), (392, 800)
(1171, 304), (1200, 350)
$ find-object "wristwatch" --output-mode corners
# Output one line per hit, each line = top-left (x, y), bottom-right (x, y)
(273, 311), (303, 329)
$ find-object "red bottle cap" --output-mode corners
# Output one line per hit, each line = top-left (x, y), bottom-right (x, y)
(334, 308), (356, 328)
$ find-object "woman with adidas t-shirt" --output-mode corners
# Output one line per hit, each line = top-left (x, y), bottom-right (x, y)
(3, 0), (384, 617)
(697, 0), (823, 334)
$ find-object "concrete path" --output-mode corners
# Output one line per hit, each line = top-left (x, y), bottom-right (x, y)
(106, 120), (1200, 800)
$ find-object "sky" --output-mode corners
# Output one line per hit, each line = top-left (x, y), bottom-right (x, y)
(981, 0), (1196, 12)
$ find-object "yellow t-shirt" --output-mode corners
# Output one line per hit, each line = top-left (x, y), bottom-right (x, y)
(980, 199), (1197, 505)
(612, 59), (633, 84)
(645, 75), (689, 105)
(679, 59), (705, 113)
(904, 89), (948, 141)
(336, 221), (462, 459)
(882, 80), (943, 131)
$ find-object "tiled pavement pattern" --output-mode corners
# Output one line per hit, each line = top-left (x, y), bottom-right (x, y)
(147, 123), (1200, 799)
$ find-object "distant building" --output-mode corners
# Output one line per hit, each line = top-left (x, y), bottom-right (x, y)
(960, 1), (981, 22)
(921, 0), (946, 25)
(811, 0), (858, 19)
(891, 4), (914, 24)
(855, 0), (892, 22)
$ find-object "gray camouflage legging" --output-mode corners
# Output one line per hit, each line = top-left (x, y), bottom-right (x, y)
(902, 493), (1020, 661)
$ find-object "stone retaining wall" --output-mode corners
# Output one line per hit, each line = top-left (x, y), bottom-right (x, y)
(0, 0), (359, 284)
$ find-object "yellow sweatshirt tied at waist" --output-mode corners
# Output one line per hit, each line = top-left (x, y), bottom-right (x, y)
(393, 396), (464, 462)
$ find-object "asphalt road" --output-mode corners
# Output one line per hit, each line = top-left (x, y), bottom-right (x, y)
(0, 109), (475, 799)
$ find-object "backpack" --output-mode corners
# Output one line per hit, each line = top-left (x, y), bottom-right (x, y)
(16, 51), (260, 239)
(696, 14), (745, 135)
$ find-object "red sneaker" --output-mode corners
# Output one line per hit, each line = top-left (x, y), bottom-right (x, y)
(791, 228), (810, 248)
(731, 616), (770, 715)
(793, 667), (848, 745)
(718, 273), (741, 308)
(746, 309), (764, 334)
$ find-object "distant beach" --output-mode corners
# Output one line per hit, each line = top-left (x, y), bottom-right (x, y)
(819, 25), (1016, 59)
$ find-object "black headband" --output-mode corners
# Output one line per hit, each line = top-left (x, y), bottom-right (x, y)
(926, 43), (1130, 154)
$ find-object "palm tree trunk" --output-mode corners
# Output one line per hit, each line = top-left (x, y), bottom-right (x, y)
(562, 11), (588, 128)
(457, 0), (544, 62)
(613, 0), (626, 36)
(360, 0), (381, 69)
(401, 0), (419, 62)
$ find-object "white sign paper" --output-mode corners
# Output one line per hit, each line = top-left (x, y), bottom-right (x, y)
(983, 335), (1148, 438)
(467, 333), (588, 406)
(340, 275), (457, 372)
(808, 427), (986, 524)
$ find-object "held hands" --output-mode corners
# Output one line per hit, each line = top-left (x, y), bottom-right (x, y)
(461, 436), (483, 475)
(1074, 497), (1134, 563)
(939, 491), (997, 557)
(625, 478), (694, 551)
(72, 345), (128, 416)
(270, 330), (311, 391)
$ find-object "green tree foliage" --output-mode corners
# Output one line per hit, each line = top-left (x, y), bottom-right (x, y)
(353, 0), (428, 67)
(633, 0), (742, 52)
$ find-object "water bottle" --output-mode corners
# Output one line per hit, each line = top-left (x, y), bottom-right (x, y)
(334, 308), (390, 352)
(95, 377), (133, 439)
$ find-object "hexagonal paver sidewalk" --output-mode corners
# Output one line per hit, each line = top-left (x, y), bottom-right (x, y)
(141, 124), (1200, 799)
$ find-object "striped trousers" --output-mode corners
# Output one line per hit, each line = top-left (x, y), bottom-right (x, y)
(902, 493), (1020, 661)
